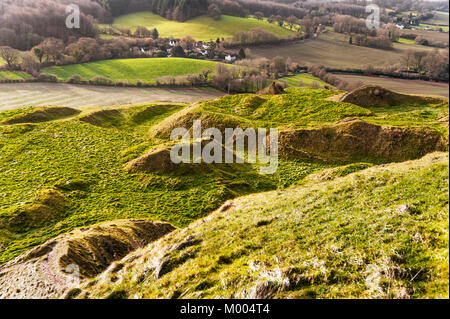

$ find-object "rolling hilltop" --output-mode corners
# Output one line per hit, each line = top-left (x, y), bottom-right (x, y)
(0, 86), (448, 298)
(0, 0), (449, 300)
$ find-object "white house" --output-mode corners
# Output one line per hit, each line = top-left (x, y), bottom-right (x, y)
(225, 54), (236, 62)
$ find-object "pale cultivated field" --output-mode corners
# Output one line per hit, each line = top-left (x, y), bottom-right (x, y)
(0, 83), (224, 111)
(251, 31), (441, 69)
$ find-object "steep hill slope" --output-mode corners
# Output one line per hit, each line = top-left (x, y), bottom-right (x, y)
(100, 13), (294, 41)
(0, 219), (175, 299)
(74, 152), (449, 299)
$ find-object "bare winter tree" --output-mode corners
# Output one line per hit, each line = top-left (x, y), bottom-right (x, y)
(0, 46), (20, 68)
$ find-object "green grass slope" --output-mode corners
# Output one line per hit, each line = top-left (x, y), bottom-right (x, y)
(280, 73), (328, 87)
(0, 97), (340, 264)
(152, 87), (448, 138)
(101, 13), (294, 41)
(0, 71), (31, 80)
(75, 152), (449, 299)
(42, 58), (220, 84)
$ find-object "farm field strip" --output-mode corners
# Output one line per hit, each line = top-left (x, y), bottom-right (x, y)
(42, 58), (221, 83)
(251, 31), (441, 69)
(0, 83), (225, 110)
(334, 74), (449, 97)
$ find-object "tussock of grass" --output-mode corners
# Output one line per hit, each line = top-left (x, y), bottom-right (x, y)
(341, 85), (444, 108)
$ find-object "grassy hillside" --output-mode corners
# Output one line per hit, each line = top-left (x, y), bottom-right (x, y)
(100, 13), (295, 41)
(76, 152), (449, 299)
(2, 89), (360, 263)
(0, 71), (31, 80)
(0, 87), (447, 298)
(42, 58), (220, 84)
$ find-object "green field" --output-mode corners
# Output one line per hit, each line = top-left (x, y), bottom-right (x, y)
(0, 86), (448, 298)
(397, 37), (416, 44)
(100, 13), (295, 41)
(418, 23), (450, 32)
(280, 73), (328, 87)
(0, 71), (31, 80)
(42, 58), (220, 83)
(424, 11), (449, 26)
(0, 83), (224, 111)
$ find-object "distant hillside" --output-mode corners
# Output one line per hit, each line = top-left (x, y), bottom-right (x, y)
(100, 12), (295, 41)
(94, 0), (208, 20)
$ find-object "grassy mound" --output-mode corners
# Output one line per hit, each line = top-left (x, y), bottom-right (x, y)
(42, 58), (220, 84)
(0, 219), (175, 299)
(0, 87), (447, 278)
(79, 109), (125, 128)
(1, 189), (69, 232)
(1, 107), (80, 125)
(258, 82), (285, 95)
(300, 162), (374, 184)
(124, 140), (243, 175)
(100, 13), (294, 41)
(340, 85), (444, 108)
(124, 145), (185, 174)
(79, 104), (184, 130)
(73, 152), (449, 299)
(278, 118), (447, 163)
(0, 103), (285, 264)
(151, 88), (373, 138)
